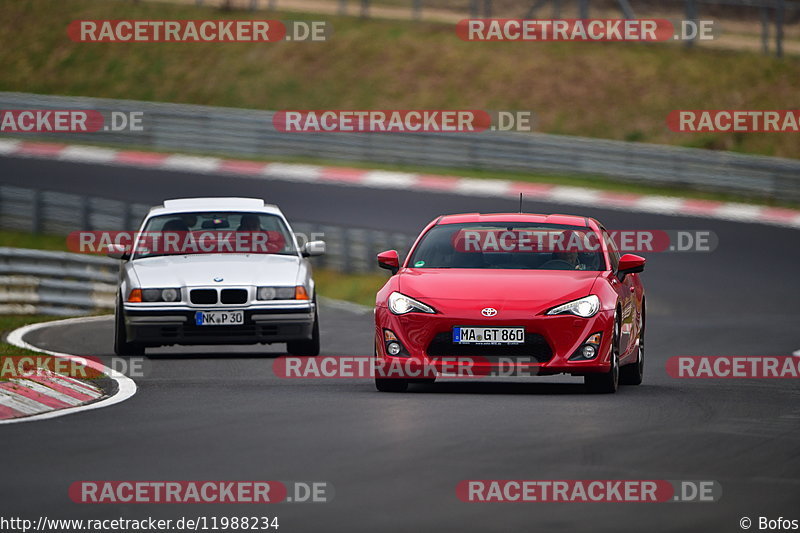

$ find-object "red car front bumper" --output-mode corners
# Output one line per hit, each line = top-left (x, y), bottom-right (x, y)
(374, 306), (615, 377)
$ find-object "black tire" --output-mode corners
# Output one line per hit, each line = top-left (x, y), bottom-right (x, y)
(620, 302), (645, 386)
(286, 307), (320, 356)
(113, 296), (145, 356)
(585, 311), (620, 394)
(375, 377), (409, 392)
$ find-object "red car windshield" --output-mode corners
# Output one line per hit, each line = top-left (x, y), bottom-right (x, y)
(408, 222), (606, 271)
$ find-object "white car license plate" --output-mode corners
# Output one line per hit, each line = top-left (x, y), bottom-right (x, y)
(453, 326), (525, 345)
(195, 310), (244, 326)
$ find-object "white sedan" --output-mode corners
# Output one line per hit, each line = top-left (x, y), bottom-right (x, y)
(109, 197), (325, 356)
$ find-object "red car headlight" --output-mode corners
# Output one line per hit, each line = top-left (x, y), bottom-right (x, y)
(546, 295), (600, 318)
(388, 291), (436, 315)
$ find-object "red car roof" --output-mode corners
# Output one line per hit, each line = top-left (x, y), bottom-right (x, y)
(437, 213), (591, 227)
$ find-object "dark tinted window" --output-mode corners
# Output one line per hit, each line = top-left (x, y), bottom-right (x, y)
(408, 222), (606, 271)
(134, 211), (296, 259)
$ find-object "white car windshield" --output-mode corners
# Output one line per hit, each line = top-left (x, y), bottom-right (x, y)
(132, 211), (297, 259)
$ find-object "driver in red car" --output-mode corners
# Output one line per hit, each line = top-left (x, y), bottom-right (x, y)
(554, 230), (588, 270)
(554, 250), (587, 270)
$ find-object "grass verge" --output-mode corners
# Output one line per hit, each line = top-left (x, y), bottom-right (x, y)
(313, 269), (385, 307)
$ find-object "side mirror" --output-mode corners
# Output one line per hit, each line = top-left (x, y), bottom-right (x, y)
(302, 240), (326, 257)
(377, 250), (400, 275)
(106, 243), (130, 261)
(617, 253), (645, 279)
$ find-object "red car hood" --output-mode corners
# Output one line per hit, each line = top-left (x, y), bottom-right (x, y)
(397, 268), (601, 313)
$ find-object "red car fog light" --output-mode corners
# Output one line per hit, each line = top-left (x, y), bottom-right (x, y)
(383, 329), (409, 357)
(570, 332), (602, 361)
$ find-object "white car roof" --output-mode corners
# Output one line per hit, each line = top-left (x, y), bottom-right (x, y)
(148, 198), (284, 217)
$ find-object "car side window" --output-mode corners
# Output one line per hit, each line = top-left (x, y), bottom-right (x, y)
(603, 230), (620, 272)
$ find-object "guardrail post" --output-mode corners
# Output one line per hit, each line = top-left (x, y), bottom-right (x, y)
(468, 137), (479, 169)
(361, 0), (369, 18)
(123, 203), (133, 231)
(413, 0), (422, 20)
(578, 0), (588, 18)
(81, 196), (91, 231)
(342, 228), (353, 273)
(339, 0), (347, 15)
(393, 234), (408, 267)
(31, 190), (43, 234)
(760, 6), (770, 55)
(369, 231), (381, 272)
(684, 0), (697, 48)
(314, 224), (327, 269)
(363, 229), (375, 273)
(616, 0), (634, 19)
(775, 0), (785, 58)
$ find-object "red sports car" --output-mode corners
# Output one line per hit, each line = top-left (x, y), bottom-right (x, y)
(374, 213), (646, 393)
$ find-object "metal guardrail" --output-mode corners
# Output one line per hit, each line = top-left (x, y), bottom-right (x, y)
(0, 249), (118, 316)
(2, 92), (799, 201)
(0, 184), (415, 314)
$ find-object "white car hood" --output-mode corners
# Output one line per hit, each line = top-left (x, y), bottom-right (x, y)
(130, 253), (301, 288)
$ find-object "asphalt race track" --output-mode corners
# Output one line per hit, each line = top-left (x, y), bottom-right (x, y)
(2, 154), (800, 532)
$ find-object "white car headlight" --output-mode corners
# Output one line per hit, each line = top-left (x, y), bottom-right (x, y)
(388, 291), (435, 315)
(546, 295), (600, 318)
(258, 287), (277, 300)
(161, 288), (179, 302)
(141, 288), (181, 302)
(257, 287), (297, 300)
